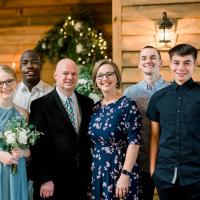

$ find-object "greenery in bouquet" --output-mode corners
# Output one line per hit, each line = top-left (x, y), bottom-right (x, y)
(0, 117), (42, 174)
(35, 9), (109, 99)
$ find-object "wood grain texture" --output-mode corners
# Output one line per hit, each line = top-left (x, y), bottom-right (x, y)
(122, 0), (200, 6)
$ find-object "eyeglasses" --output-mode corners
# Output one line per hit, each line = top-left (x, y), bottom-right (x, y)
(96, 71), (115, 80)
(0, 79), (15, 88)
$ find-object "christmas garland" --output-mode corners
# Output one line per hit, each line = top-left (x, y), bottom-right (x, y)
(35, 12), (108, 100)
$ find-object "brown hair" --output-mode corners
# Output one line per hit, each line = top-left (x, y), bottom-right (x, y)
(140, 46), (161, 60)
(168, 43), (198, 61)
(0, 65), (17, 80)
(92, 59), (122, 92)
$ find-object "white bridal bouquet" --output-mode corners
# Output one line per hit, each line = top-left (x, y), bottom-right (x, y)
(0, 117), (42, 174)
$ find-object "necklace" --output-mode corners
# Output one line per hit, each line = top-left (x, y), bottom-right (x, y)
(101, 92), (121, 106)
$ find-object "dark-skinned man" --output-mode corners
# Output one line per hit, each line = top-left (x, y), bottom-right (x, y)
(14, 50), (53, 112)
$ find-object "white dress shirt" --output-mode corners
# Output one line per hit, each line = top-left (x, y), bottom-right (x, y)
(14, 80), (53, 112)
(56, 87), (81, 133)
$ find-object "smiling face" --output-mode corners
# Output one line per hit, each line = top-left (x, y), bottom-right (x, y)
(95, 63), (117, 94)
(20, 50), (41, 85)
(0, 69), (17, 100)
(170, 54), (197, 85)
(54, 59), (78, 95)
(139, 47), (162, 76)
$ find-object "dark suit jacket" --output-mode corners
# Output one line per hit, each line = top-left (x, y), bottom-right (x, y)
(29, 89), (94, 200)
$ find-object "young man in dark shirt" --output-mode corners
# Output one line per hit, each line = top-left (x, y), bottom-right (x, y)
(147, 43), (200, 200)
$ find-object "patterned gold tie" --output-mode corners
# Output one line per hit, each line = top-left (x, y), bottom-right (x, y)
(65, 97), (76, 130)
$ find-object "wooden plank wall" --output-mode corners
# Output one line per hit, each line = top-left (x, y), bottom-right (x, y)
(113, 0), (200, 89)
(0, 0), (112, 84)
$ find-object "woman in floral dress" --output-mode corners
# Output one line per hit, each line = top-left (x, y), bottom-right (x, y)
(0, 65), (30, 200)
(88, 59), (141, 200)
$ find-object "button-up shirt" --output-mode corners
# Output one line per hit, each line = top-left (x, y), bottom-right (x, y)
(124, 77), (169, 172)
(56, 88), (81, 133)
(147, 78), (200, 186)
(14, 81), (53, 112)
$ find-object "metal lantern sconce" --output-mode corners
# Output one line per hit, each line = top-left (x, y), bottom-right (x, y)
(158, 12), (174, 44)
(156, 11), (176, 49)
(158, 12), (173, 43)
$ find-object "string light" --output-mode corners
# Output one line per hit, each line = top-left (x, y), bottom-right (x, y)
(35, 14), (109, 97)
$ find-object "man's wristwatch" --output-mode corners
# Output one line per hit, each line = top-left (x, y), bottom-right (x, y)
(121, 169), (133, 176)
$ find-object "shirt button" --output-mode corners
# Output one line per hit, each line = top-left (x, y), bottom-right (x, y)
(178, 97), (181, 100)
(176, 136), (179, 139)
(177, 110), (180, 113)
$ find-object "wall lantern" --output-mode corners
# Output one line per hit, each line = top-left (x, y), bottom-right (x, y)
(156, 12), (176, 49)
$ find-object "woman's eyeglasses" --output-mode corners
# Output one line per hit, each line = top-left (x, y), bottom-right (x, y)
(96, 72), (115, 80)
(0, 79), (15, 88)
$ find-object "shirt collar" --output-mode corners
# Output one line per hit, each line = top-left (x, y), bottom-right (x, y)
(20, 80), (45, 92)
(171, 78), (195, 90)
(141, 76), (165, 90)
(56, 87), (76, 104)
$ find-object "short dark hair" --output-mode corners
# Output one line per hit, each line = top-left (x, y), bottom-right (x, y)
(168, 44), (198, 61)
(20, 49), (41, 68)
(140, 46), (161, 60)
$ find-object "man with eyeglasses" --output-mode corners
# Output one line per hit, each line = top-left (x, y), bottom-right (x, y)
(124, 46), (170, 200)
(14, 50), (53, 113)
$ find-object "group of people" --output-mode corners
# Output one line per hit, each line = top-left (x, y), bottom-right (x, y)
(0, 43), (200, 200)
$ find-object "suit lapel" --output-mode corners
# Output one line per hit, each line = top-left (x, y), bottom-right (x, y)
(52, 89), (77, 133)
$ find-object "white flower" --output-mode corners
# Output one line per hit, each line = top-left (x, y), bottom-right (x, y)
(76, 43), (83, 54)
(5, 132), (16, 144)
(18, 129), (28, 144)
(89, 93), (100, 103)
(78, 78), (88, 84)
(74, 22), (82, 31)
(4, 130), (13, 137)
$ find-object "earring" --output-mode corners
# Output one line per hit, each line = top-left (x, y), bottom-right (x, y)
(116, 82), (119, 88)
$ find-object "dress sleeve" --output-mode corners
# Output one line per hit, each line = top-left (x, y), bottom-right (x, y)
(124, 99), (141, 145)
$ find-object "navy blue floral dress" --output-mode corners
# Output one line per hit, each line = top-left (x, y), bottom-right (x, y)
(88, 96), (141, 200)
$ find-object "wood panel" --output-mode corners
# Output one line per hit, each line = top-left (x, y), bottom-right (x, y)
(122, 36), (155, 51)
(122, 67), (144, 83)
(0, 14), (111, 27)
(0, 44), (34, 54)
(177, 19), (200, 34)
(0, 26), (45, 53)
(41, 62), (55, 85)
(22, 5), (111, 17)
(122, 3), (200, 20)
(0, 35), (44, 45)
(112, 0), (122, 71)
(122, 0), (200, 6)
(2, 0), (111, 8)
(0, 54), (21, 62)
(177, 35), (200, 49)
(0, 0), (112, 86)
(0, 26), (50, 35)
(122, 20), (155, 35)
